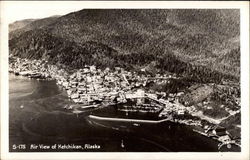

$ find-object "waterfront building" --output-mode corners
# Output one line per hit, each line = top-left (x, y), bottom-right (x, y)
(218, 135), (231, 143)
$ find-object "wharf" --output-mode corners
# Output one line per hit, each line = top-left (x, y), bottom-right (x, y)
(88, 115), (170, 124)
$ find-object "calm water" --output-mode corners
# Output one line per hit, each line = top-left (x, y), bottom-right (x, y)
(9, 74), (239, 152)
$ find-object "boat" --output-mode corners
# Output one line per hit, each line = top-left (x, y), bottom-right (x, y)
(117, 104), (163, 114)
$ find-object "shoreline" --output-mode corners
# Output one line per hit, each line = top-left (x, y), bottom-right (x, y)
(9, 56), (241, 151)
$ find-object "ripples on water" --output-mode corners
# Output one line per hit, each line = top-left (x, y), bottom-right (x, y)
(9, 74), (237, 152)
(9, 74), (171, 152)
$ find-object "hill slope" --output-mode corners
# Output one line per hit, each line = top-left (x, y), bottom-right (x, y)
(9, 15), (60, 40)
(9, 19), (36, 32)
(9, 9), (240, 83)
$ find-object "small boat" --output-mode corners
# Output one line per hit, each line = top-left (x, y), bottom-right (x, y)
(133, 123), (140, 126)
(121, 140), (125, 148)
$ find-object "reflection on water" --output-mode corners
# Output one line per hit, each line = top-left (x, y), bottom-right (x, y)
(9, 74), (234, 152)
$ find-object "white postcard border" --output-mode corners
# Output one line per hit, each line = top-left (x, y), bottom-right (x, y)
(1, 1), (249, 160)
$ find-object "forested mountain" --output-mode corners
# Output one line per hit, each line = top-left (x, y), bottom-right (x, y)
(9, 15), (60, 40)
(9, 9), (240, 83)
(9, 19), (36, 32)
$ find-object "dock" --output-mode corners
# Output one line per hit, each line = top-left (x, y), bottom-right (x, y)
(88, 115), (170, 124)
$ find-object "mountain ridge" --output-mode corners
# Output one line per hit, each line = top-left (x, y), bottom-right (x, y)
(9, 9), (240, 83)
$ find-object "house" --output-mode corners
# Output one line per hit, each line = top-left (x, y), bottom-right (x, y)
(140, 68), (146, 72)
(90, 65), (96, 72)
(62, 82), (69, 88)
(177, 109), (185, 115)
(71, 93), (79, 99)
(218, 135), (231, 143)
(115, 67), (121, 71)
(136, 89), (145, 97)
(83, 68), (90, 73)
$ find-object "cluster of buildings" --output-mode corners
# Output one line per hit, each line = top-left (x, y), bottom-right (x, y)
(57, 66), (132, 104)
(9, 56), (189, 116)
(9, 57), (50, 79)
(9, 55), (240, 150)
(9, 56), (175, 108)
(7, 56), (219, 119)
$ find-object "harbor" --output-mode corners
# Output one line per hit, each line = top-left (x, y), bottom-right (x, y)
(8, 55), (241, 151)
(9, 71), (242, 152)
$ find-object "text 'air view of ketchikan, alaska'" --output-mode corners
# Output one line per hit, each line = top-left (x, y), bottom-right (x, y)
(9, 9), (241, 152)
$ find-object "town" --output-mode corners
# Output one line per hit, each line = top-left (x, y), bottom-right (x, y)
(9, 55), (241, 150)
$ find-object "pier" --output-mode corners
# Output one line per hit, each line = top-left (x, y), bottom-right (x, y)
(88, 115), (170, 124)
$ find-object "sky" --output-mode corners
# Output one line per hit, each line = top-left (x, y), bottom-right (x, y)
(2, 1), (247, 24)
(1, 1), (85, 24)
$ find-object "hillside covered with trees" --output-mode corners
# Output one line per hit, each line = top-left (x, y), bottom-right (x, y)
(9, 9), (240, 83)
